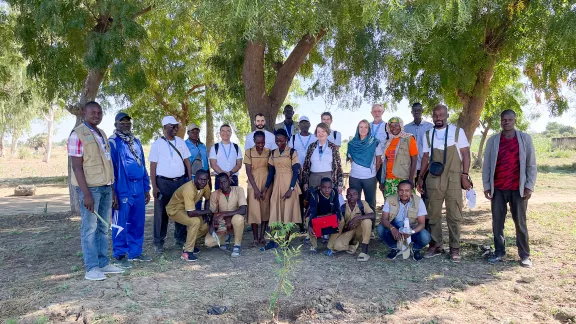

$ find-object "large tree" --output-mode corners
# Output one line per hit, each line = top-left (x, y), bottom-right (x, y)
(383, 0), (576, 142)
(194, 0), (384, 131)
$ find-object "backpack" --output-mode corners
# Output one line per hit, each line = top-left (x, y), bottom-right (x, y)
(271, 147), (295, 161)
(214, 143), (240, 157)
(340, 200), (365, 217)
(333, 130), (338, 140)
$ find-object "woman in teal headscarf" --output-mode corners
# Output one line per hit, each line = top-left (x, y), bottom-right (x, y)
(347, 119), (382, 212)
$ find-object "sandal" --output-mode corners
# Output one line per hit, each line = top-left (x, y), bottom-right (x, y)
(357, 252), (370, 262)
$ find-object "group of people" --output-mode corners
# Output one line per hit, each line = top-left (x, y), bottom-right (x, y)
(69, 101), (536, 281)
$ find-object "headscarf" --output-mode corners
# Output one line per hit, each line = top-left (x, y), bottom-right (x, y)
(114, 129), (142, 166)
(382, 117), (413, 154)
(346, 120), (380, 168)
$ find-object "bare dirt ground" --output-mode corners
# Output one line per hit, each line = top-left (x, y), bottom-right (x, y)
(1, 148), (576, 323)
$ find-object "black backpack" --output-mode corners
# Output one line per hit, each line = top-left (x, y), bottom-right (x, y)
(214, 142), (239, 156)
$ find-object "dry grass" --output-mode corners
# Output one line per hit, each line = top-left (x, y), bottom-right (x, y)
(1, 145), (575, 323)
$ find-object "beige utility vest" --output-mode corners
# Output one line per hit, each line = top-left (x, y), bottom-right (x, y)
(71, 123), (114, 187)
(387, 194), (421, 228)
(383, 137), (413, 180)
(425, 127), (462, 192)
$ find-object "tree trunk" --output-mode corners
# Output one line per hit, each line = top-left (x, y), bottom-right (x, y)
(43, 106), (55, 163)
(68, 69), (106, 215)
(242, 31), (325, 132)
(0, 128), (5, 158)
(457, 56), (497, 144)
(175, 101), (189, 139)
(473, 123), (490, 169)
(10, 130), (20, 157)
(205, 96), (215, 149)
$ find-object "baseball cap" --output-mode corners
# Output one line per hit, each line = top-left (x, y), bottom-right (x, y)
(186, 122), (200, 131)
(115, 112), (130, 121)
(299, 116), (310, 122)
(161, 116), (179, 126)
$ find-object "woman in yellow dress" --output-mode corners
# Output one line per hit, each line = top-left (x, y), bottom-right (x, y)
(265, 129), (302, 225)
(244, 131), (271, 247)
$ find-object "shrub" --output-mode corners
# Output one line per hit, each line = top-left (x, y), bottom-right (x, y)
(18, 147), (33, 159)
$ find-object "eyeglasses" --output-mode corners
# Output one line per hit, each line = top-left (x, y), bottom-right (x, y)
(118, 122), (132, 126)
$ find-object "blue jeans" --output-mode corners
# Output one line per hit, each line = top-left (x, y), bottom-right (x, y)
(376, 221), (431, 251)
(77, 185), (112, 271)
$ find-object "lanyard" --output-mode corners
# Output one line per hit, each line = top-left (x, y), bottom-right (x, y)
(298, 134), (312, 151)
(318, 142), (328, 160)
(83, 122), (107, 154)
(284, 123), (293, 137)
(221, 142), (232, 160)
(164, 138), (176, 158)
(371, 122), (383, 137)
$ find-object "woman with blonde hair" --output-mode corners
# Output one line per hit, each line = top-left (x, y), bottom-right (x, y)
(380, 117), (418, 198)
(301, 123), (343, 193)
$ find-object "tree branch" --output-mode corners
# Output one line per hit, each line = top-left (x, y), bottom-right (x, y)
(456, 88), (471, 105)
(269, 29), (326, 104)
(184, 83), (207, 100)
(133, 5), (152, 19)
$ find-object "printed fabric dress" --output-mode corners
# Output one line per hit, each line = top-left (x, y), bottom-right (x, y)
(245, 147), (271, 224)
(269, 149), (302, 224)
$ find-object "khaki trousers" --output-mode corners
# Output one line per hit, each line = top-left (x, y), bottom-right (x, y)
(332, 219), (372, 251)
(167, 211), (207, 252)
(199, 214), (245, 248)
(427, 187), (463, 248)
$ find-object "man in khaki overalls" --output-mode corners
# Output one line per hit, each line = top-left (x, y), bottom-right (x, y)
(417, 105), (472, 262)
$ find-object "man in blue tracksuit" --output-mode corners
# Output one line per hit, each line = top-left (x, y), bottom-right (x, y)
(109, 112), (152, 268)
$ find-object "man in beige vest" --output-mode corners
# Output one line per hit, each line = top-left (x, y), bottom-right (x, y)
(377, 180), (430, 261)
(417, 105), (472, 262)
(68, 101), (123, 281)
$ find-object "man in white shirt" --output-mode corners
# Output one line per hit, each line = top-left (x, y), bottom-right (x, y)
(245, 113), (277, 150)
(370, 104), (389, 205)
(376, 180), (431, 261)
(209, 124), (243, 190)
(288, 116), (316, 166)
(404, 103), (434, 184)
(321, 112), (342, 148)
(149, 116), (192, 254)
(417, 104), (472, 262)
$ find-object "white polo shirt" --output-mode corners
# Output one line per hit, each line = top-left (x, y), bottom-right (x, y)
(244, 130), (277, 150)
(349, 144), (384, 179)
(327, 129), (342, 147)
(422, 125), (469, 161)
(209, 142), (243, 175)
(310, 141), (333, 173)
(289, 133), (317, 166)
(148, 136), (191, 178)
(383, 198), (427, 224)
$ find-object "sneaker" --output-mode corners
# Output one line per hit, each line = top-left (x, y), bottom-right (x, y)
(519, 257), (533, 268)
(309, 246), (318, 253)
(113, 257), (132, 269)
(488, 254), (504, 264)
(154, 245), (164, 254)
(231, 245), (241, 257)
(98, 264), (125, 274)
(387, 249), (400, 260)
(324, 249), (335, 257)
(424, 245), (443, 259)
(181, 252), (197, 262)
(450, 247), (461, 263)
(346, 242), (359, 255)
(260, 240), (278, 251)
(357, 252), (370, 262)
(128, 254), (152, 262)
(412, 249), (423, 261)
(85, 269), (106, 281)
(219, 244), (229, 251)
(193, 247), (200, 254)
